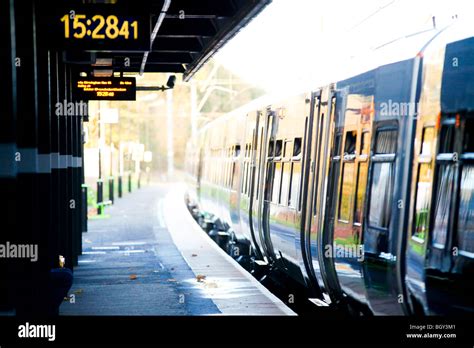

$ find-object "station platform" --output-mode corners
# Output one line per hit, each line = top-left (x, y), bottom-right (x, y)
(60, 182), (295, 316)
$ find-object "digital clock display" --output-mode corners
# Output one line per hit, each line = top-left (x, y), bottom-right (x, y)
(61, 14), (139, 41)
(41, 5), (150, 51)
(74, 77), (136, 101)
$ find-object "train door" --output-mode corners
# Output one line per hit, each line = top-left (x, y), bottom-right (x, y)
(243, 111), (263, 260)
(260, 107), (278, 261)
(311, 88), (346, 304)
(425, 112), (474, 315)
(300, 90), (323, 289)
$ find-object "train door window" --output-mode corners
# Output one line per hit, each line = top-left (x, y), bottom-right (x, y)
(368, 129), (397, 229)
(293, 137), (302, 157)
(354, 163), (368, 224)
(457, 164), (474, 254)
(338, 131), (357, 222)
(280, 163), (291, 205)
(272, 162), (283, 203)
(455, 117), (474, 254)
(268, 140), (275, 158)
(275, 140), (283, 158)
(338, 162), (355, 222)
(412, 127), (435, 240)
(333, 133), (342, 158)
(354, 132), (370, 224)
(432, 122), (457, 248)
(255, 128), (264, 200)
(344, 131), (357, 155)
(265, 162), (274, 202)
(432, 164), (454, 248)
(289, 162), (302, 209)
(234, 145), (241, 158)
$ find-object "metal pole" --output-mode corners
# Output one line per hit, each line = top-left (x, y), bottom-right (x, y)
(166, 86), (174, 178)
(97, 101), (103, 214)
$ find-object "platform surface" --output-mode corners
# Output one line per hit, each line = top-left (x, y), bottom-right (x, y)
(60, 182), (295, 316)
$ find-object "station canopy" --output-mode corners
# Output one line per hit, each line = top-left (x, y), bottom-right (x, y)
(57, 0), (271, 81)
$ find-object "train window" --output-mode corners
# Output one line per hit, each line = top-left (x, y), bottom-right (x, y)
(246, 162), (252, 195)
(438, 123), (455, 153)
(283, 141), (287, 157)
(234, 145), (241, 158)
(265, 162), (274, 202)
(368, 162), (394, 228)
(293, 137), (302, 157)
(332, 133), (342, 158)
(289, 162), (302, 209)
(354, 162), (368, 224)
(413, 163), (432, 240)
(344, 131), (357, 155)
(338, 162), (355, 222)
(268, 140), (275, 158)
(457, 165), (474, 253)
(374, 129), (397, 154)
(368, 128), (397, 229)
(275, 140), (283, 157)
(280, 163), (291, 205)
(272, 162), (283, 203)
(230, 162), (236, 189)
(432, 164), (454, 248)
(463, 118), (474, 153)
(283, 140), (292, 158)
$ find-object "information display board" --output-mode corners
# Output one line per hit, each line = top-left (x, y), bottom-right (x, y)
(74, 77), (136, 101)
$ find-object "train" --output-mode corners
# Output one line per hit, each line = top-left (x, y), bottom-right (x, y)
(184, 19), (474, 316)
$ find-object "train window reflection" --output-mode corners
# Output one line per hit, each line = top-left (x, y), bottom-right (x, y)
(333, 133), (342, 158)
(275, 140), (283, 157)
(289, 162), (302, 209)
(375, 129), (397, 154)
(458, 165), (474, 253)
(354, 162), (368, 224)
(280, 163), (291, 205)
(463, 118), (474, 153)
(338, 162), (355, 222)
(432, 164), (454, 248)
(272, 162), (283, 203)
(369, 162), (394, 228)
(439, 123), (455, 153)
(344, 131), (357, 155)
(413, 163), (432, 240)
(268, 140), (274, 158)
(293, 137), (302, 156)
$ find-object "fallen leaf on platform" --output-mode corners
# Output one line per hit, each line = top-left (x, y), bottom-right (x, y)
(129, 274), (137, 280)
(196, 274), (206, 282)
(191, 254), (198, 257)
